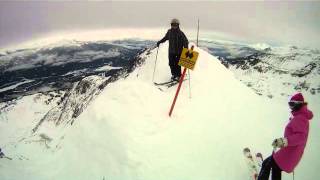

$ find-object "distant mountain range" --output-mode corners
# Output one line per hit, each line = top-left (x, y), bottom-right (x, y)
(200, 40), (320, 99)
(1, 38), (319, 103)
(0, 40), (153, 102)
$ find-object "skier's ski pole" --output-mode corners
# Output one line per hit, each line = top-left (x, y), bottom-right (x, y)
(152, 47), (159, 82)
(188, 69), (191, 98)
(293, 171), (295, 180)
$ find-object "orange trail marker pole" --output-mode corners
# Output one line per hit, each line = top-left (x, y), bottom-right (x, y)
(168, 45), (194, 117)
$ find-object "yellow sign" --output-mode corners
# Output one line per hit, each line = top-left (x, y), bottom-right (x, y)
(178, 47), (199, 70)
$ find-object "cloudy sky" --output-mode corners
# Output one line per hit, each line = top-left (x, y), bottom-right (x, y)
(0, 1), (319, 48)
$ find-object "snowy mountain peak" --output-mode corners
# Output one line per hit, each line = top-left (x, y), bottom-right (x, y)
(211, 42), (320, 99)
(0, 41), (319, 180)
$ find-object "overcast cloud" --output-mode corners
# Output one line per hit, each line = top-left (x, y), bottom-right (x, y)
(0, 1), (319, 48)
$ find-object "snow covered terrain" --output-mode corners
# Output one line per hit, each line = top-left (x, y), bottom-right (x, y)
(201, 40), (320, 102)
(0, 39), (152, 102)
(0, 41), (319, 180)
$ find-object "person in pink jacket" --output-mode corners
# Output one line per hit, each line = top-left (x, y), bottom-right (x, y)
(258, 92), (313, 180)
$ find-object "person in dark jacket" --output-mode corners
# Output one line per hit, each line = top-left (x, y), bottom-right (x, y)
(0, 148), (5, 158)
(157, 18), (189, 81)
(0, 148), (12, 160)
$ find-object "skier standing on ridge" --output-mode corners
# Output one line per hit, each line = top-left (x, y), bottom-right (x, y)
(0, 148), (5, 158)
(258, 92), (313, 180)
(0, 148), (12, 160)
(157, 18), (189, 81)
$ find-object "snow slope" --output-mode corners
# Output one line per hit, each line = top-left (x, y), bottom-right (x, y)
(0, 42), (319, 180)
(206, 41), (320, 100)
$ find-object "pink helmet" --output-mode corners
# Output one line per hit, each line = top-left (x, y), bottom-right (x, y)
(289, 92), (305, 111)
(289, 92), (304, 103)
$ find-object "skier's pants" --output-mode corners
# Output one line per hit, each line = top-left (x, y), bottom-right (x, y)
(168, 53), (181, 77)
(258, 156), (282, 180)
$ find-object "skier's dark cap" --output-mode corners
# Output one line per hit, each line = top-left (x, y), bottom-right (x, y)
(170, 18), (180, 26)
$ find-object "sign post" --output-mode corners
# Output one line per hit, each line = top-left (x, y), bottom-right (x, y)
(168, 45), (199, 117)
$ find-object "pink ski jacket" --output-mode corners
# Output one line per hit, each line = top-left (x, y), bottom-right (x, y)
(273, 105), (313, 173)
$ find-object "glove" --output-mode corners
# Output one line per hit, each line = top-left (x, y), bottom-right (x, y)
(156, 41), (160, 47)
(272, 137), (288, 148)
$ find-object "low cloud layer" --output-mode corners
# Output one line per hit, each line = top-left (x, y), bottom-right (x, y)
(0, 1), (319, 48)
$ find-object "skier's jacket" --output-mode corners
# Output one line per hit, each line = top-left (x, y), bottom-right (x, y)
(158, 28), (188, 55)
(273, 105), (313, 173)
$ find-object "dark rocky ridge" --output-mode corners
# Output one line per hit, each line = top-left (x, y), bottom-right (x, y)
(0, 40), (154, 102)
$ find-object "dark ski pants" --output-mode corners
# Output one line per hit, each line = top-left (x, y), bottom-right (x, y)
(258, 156), (282, 180)
(168, 53), (181, 78)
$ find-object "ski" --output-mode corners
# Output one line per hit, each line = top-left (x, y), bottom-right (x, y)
(4, 156), (12, 160)
(154, 80), (177, 86)
(0, 155), (12, 160)
(154, 81), (179, 91)
(154, 79), (188, 90)
(165, 81), (180, 88)
(243, 147), (259, 180)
